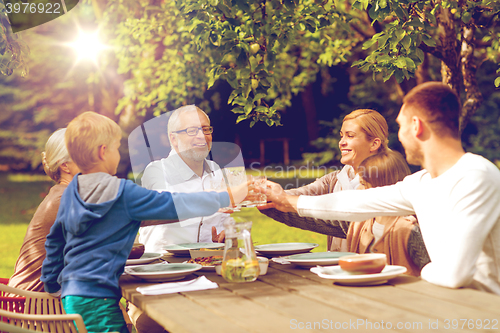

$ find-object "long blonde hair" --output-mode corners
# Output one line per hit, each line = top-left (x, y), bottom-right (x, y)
(42, 128), (71, 183)
(343, 109), (389, 152)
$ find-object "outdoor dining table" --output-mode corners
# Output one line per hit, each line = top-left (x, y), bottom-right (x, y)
(120, 254), (500, 333)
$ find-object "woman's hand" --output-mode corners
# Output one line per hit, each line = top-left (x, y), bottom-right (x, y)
(260, 181), (299, 213)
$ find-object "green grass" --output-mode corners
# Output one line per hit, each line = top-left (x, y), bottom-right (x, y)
(0, 172), (327, 279)
(232, 208), (327, 252)
(0, 173), (53, 278)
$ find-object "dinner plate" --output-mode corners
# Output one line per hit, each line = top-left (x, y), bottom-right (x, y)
(284, 252), (357, 268)
(164, 243), (224, 256)
(126, 253), (163, 266)
(124, 263), (203, 282)
(310, 265), (407, 286)
(255, 243), (319, 256)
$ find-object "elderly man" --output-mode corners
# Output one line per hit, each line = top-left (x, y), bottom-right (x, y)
(129, 105), (232, 333)
(266, 82), (500, 294)
(139, 105), (230, 252)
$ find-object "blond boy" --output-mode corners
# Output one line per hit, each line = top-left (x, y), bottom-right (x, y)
(41, 112), (237, 333)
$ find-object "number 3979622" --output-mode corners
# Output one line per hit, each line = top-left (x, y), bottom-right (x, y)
(5, 1), (61, 14)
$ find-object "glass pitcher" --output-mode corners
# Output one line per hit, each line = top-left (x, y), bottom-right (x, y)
(221, 220), (260, 283)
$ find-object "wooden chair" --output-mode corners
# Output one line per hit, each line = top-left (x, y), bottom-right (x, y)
(0, 283), (87, 333)
(0, 308), (87, 333)
(0, 320), (39, 332)
(0, 278), (25, 315)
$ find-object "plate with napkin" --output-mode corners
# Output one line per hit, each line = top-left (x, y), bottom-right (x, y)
(136, 276), (218, 295)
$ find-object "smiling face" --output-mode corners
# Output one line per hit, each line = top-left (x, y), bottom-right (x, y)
(339, 120), (379, 171)
(170, 110), (212, 162)
(396, 104), (423, 166)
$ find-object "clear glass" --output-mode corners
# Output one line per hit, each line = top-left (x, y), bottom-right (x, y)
(221, 220), (260, 282)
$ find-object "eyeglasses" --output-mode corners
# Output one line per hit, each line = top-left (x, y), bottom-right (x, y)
(174, 126), (213, 136)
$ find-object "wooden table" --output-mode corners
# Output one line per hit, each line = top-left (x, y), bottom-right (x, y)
(120, 255), (500, 333)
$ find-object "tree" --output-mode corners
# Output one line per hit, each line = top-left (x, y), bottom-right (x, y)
(351, 0), (500, 132)
(102, 0), (500, 134)
(0, 0), (30, 76)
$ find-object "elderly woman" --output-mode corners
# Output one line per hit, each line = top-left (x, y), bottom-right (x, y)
(260, 109), (389, 251)
(8, 128), (79, 291)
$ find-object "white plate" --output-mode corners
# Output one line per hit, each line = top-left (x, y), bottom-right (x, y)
(164, 243), (224, 256)
(310, 265), (407, 286)
(255, 243), (319, 256)
(124, 263), (202, 282)
(284, 252), (357, 268)
(126, 253), (163, 265)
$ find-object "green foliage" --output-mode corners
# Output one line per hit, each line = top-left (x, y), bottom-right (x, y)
(102, 0), (358, 126)
(0, 0), (30, 76)
(352, 0), (500, 84)
(0, 13), (94, 169)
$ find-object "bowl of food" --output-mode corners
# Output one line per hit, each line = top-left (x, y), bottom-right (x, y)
(128, 243), (145, 260)
(338, 253), (386, 274)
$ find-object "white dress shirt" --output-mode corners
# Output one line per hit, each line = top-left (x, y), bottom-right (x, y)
(139, 151), (232, 252)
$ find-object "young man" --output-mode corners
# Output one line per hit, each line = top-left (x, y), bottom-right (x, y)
(266, 82), (500, 294)
(139, 105), (231, 252)
(41, 112), (245, 333)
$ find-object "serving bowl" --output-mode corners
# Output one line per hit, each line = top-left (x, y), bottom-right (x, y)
(128, 243), (145, 260)
(338, 253), (386, 274)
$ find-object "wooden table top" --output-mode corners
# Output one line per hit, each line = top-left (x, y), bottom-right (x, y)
(120, 255), (500, 333)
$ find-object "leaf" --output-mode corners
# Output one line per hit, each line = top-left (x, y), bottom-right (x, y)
(395, 57), (407, 68)
(416, 48), (425, 62)
(495, 77), (500, 88)
(462, 11), (472, 24)
(236, 114), (247, 123)
(244, 102), (253, 115)
(401, 35), (412, 50)
(362, 38), (377, 50)
(422, 35), (436, 47)
(395, 29), (406, 42)
(228, 90), (238, 104)
(395, 70), (404, 83)
(405, 57), (416, 70)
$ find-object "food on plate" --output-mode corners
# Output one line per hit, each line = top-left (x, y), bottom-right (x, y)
(187, 256), (223, 266)
(129, 243), (145, 259)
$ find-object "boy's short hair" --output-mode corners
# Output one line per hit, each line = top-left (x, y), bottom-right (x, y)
(66, 111), (122, 172)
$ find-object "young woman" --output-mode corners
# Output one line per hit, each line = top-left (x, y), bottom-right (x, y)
(260, 109), (388, 251)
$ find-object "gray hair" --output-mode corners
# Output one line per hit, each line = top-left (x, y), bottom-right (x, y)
(42, 128), (71, 182)
(167, 105), (210, 145)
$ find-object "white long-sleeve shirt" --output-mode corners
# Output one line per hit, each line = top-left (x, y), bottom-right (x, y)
(139, 151), (232, 252)
(298, 153), (500, 294)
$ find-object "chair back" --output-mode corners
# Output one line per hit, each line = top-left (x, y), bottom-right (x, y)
(0, 308), (87, 333)
(0, 278), (26, 318)
(0, 284), (87, 333)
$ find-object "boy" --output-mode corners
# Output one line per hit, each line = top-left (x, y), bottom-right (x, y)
(41, 111), (240, 333)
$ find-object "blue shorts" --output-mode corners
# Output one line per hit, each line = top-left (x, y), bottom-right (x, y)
(62, 295), (128, 333)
